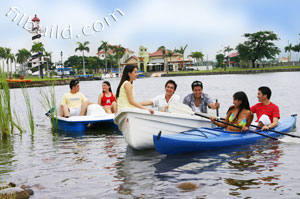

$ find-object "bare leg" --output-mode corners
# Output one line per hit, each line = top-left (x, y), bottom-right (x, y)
(61, 104), (70, 117)
(111, 102), (117, 113)
(104, 106), (112, 114)
(80, 101), (89, 116)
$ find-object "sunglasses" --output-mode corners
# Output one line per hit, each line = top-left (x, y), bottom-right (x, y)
(192, 81), (202, 87)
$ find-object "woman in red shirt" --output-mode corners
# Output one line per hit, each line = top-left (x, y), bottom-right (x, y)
(97, 81), (117, 113)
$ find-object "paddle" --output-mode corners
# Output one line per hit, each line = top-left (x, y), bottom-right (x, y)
(216, 99), (219, 117)
(169, 102), (278, 140)
(216, 115), (300, 138)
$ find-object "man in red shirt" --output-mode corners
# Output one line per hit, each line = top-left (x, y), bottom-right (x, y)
(250, 86), (280, 131)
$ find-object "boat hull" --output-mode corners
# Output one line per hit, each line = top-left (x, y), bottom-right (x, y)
(114, 109), (212, 150)
(153, 115), (297, 155)
(50, 104), (116, 132)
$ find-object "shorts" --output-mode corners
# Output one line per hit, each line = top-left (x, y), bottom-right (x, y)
(70, 107), (81, 116)
(249, 114), (271, 130)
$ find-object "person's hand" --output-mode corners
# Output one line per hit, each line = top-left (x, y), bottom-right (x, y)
(215, 102), (220, 109)
(210, 116), (216, 123)
(148, 108), (154, 115)
(161, 105), (168, 112)
(241, 126), (248, 132)
(261, 125), (270, 131)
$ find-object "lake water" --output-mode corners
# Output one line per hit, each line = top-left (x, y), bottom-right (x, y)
(1, 72), (300, 198)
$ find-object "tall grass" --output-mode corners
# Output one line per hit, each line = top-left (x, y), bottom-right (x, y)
(0, 71), (13, 137)
(40, 82), (58, 131)
(21, 85), (34, 135)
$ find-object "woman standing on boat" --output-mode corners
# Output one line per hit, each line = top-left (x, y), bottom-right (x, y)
(116, 65), (154, 114)
(98, 81), (117, 113)
(210, 91), (253, 132)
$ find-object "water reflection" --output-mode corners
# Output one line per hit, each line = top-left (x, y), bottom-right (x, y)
(0, 137), (15, 177)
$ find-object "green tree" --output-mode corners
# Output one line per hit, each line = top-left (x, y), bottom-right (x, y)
(167, 50), (174, 71)
(292, 43), (300, 61)
(189, 51), (204, 64)
(16, 48), (31, 76)
(174, 44), (188, 59)
(98, 41), (109, 73)
(157, 46), (167, 71)
(75, 41), (90, 75)
(0, 47), (5, 72)
(284, 43), (293, 62)
(224, 46), (233, 70)
(5, 48), (14, 78)
(107, 54), (116, 72)
(31, 42), (45, 53)
(216, 53), (225, 69)
(112, 45), (125, 74)
(64, 55), (82, 73)
(236, 31), (281, 68)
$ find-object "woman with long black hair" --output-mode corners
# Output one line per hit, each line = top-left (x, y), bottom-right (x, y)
(97, 81), (117, 113)
(211, 91), (253, 132)
(116, 65), (154, 114)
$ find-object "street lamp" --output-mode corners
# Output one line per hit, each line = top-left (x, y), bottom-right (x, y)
(60, 51), (63, 79)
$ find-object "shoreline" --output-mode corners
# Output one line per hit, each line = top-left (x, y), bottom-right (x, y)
(4, 67), (300, 89)
(161, 67), (300, 77)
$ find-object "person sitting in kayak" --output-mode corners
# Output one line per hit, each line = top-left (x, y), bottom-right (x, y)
(60, 79), (92, 118)
(183, 80), (220, 113)
(98, 81), (117, 114)
(210, 91), (253, 132)
(140, 79), (180, 112)
(116, 65), (154, 114)
(250, 86), (280, 131)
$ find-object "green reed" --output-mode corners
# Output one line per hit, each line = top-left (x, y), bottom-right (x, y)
(40, 81), (58, 131)
(21, 85), (34, 135)
(0, 71), (13, 137)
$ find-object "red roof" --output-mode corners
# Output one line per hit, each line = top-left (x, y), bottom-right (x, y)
(149, 50), (181, 57)
(228, 52), (239, 58)
(32, 14), (40, 22)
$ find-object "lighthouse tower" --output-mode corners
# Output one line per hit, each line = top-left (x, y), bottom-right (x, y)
(31, 14), (44, 78)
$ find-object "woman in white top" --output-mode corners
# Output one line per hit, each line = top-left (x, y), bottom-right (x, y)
(116, 65), (154, 114)
(141, 80), (180, 112)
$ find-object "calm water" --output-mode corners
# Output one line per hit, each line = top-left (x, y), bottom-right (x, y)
(1, 72), (300, 198)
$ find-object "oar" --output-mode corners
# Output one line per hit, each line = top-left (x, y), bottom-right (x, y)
(169, 102), (278, 140)
(217, 115), (300, 138)
(216, 99), (219, 117)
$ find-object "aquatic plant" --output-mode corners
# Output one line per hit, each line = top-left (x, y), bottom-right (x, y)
(21, 85), (34, 135)
(0, 70), (13, 137)
(40, 81), (58, 131)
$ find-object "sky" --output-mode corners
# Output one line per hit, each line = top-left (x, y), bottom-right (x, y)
(1, 0), (300, 63)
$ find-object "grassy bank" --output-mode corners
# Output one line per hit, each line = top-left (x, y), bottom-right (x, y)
(163, 66), (300, 76)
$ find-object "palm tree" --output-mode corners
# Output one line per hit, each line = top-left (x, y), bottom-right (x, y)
(292, 43), (300, 61)
(75, 41), (90, 75)
(189, 51), (204, 64)
(0, 47), (5, 72)
(31, 42), (45, 78)
(174, 44), (188, 59)
(5, 48), (14, 78)
(167, 50), (173, 72)
(157, 46), (167, 71)
(224, 45), (233, 68)
(16, 48), (31, 76)
(285, 43), (293, 62)
(44, 51), (52, 77)
(107, 54), (115, 72)
(112, 45), (126, 75)
(98, 41), (109, 73)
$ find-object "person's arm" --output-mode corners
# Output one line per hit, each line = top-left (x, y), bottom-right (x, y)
(208, 102), (220, 110)
(140, 101), (153, 106)
(211, 110), (230, 128)
(261, 117), (279, 131)
(241, 111), (254, 131)
(124, 82), (154, 114)
(97, 93), (103, 105)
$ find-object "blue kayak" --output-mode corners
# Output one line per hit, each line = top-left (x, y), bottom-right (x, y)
(153, 115), (297, 155)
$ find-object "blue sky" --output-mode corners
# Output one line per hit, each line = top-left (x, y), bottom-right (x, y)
(1, 0), (300, 62)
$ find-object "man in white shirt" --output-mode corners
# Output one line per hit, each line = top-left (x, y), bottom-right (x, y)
(141, 80), (180, 112)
